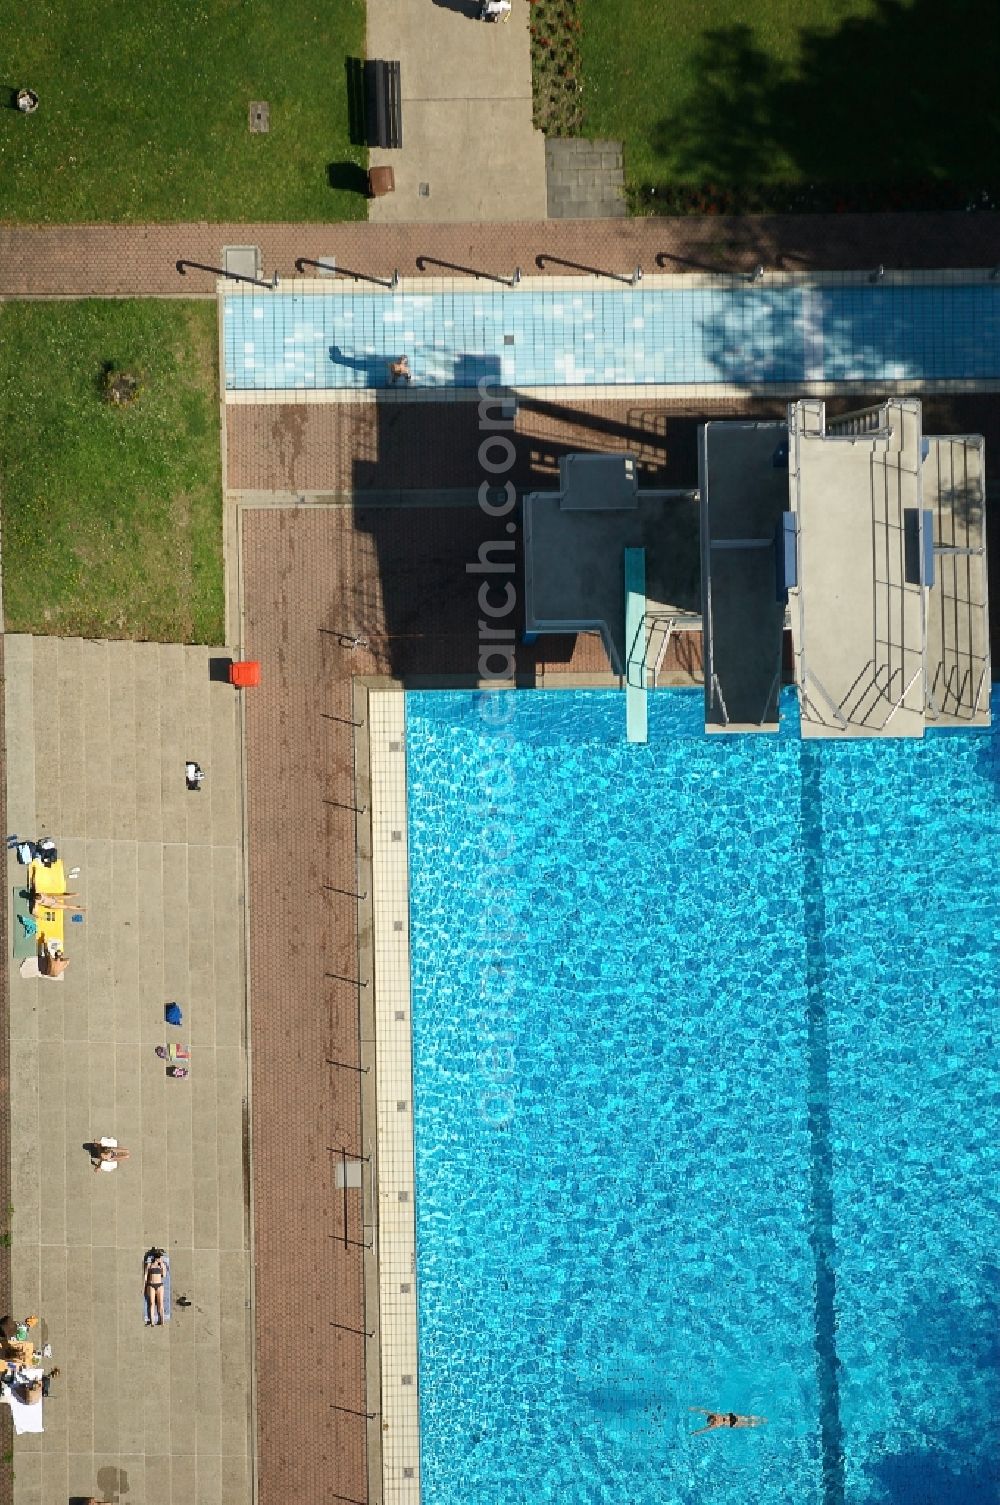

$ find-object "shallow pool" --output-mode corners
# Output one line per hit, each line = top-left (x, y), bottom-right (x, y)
(405, 688), (1000, 1505)
(223, 282), (1000, 391)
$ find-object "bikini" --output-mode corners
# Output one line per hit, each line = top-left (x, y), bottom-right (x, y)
(147, 1262), (165, 1288)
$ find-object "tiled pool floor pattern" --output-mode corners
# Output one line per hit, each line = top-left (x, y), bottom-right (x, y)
(404, 689), (1000, 1505)
(223, 282), (1000, 392)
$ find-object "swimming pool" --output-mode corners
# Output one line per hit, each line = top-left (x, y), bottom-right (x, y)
(404, 688), (1000, 1505)
(223, 282), (1000, 391)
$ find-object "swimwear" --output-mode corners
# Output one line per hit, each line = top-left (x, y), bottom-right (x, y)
(147, 1263), (165, 1287)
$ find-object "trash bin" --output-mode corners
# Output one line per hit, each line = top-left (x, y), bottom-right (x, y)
(368, 165), (395, 198)
(229, 660), (261, 688)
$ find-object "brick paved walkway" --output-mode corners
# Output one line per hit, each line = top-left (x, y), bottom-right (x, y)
(226, 392), (1000, 501)
(239, 495), (702, 1505)
(2, 212), (999, 297)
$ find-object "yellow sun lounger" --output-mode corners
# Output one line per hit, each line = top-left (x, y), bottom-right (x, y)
(28, 860), (67, 951)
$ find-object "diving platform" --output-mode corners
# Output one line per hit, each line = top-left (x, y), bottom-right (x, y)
(788, 399), (989, 737)
(699, 422), (789, 733)
(625, 548), (648, 744)
(699, 398), (990, 738)
(522, 454), (701, 676)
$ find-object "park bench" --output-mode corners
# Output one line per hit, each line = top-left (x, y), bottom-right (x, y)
(364, 59), (402, 149)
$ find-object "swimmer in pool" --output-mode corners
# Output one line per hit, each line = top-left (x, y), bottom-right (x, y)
(689, 1408), (767, 1434)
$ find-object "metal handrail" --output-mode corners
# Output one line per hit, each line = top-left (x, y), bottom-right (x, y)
(973, 663), (989, 715)
(711, 672), (730, 727)
(803, 670), (849, 730)
(642, 611), (676, 679)
(880, 665), (923, 730)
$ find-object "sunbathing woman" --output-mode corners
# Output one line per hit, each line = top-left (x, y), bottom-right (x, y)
(144, 1250), (168, 1326)
(689, 1408), (767, 1434)
(30, 890), (85, 913)
(92, 1145), (130, 1172)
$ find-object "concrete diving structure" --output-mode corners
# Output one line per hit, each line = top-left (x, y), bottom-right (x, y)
(701, 398), (990, 737)
(522, 453), (702, 687)
(522, 399), (989, 742)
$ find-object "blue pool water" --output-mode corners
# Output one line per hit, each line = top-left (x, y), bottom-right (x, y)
(223, 283), (1000, 391)
(405, 689), (1000, 1505)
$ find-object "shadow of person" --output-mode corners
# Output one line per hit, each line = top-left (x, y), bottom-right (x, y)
(95, 1463), (130, 1500)
(329, 344), (389, 387)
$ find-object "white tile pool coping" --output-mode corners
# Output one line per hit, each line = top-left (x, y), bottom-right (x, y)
(369, 692), (421, 1505)
(223, 375), (1000, 404)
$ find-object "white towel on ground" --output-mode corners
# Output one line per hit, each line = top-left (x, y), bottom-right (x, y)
(2, 1367), (43, 1433)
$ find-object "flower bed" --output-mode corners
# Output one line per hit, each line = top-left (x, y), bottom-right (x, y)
(528, 0), (583, 135)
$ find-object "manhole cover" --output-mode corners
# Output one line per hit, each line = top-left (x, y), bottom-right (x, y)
(249, 101), (269, 133)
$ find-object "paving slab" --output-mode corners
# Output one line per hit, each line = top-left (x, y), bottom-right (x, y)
(546, 138), (626, 219)
(3, 636), (252, 1505)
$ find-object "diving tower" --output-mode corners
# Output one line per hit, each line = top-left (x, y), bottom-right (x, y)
(788, 398), (989, 737)
(522, 454), (701, 682)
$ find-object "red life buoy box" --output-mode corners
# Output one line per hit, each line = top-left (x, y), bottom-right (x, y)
(229, 660), (261, 688)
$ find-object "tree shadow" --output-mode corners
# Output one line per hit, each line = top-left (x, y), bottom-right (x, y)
(647, 0), (1000, 196)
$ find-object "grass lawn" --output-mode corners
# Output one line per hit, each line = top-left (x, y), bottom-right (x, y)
(581, 0), (1000, 197)
(0, 301), (224, 643)
(0, 0), (366, 222)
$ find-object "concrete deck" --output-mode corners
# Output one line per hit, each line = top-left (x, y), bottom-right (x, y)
(789, 400), (926, 737)
(366, 0), (546, 223)
(3, 637), (251, 1505)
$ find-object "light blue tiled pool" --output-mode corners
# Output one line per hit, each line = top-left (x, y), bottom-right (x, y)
(404, 688), (1000, 1505)
(223, 283), (1000, 390)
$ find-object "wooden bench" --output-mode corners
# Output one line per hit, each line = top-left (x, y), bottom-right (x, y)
(364, 59), (402, 149)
